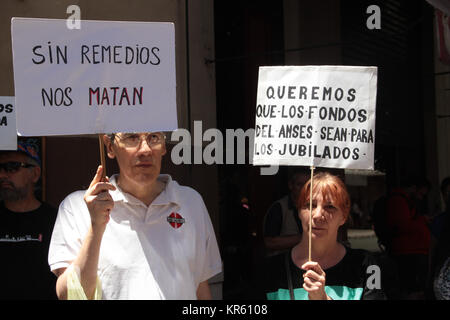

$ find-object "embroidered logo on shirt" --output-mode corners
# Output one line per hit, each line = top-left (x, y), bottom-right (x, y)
(167, 212), (185, 229)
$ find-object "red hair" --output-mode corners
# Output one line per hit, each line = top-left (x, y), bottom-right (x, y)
(298, 172), (351, 220)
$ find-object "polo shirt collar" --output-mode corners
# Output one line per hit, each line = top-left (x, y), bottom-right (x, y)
(109, 174), (180, 207)
(152, 174), (180, 206)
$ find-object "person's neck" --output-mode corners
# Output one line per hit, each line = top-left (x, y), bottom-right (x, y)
(117, 175), (165, 206)
(4, 196), (41, 213)
(292, 235), (345, 269)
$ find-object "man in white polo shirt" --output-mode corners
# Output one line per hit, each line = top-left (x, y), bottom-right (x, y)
(48, 132), (222, 299)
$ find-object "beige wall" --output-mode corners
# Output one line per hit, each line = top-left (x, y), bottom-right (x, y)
(185, 0), (220, 233)
(185, 0), (222, 296)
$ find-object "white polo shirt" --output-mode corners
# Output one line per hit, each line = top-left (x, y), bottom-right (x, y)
(48, 174), (222, 300)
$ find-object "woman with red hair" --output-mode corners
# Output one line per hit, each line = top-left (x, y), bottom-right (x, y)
(265, 172), (386, 300)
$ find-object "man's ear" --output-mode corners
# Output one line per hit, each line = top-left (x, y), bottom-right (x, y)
(161, 142), (167, 156)
(31, 166), (41, 184)
(103, 135), (116, 159)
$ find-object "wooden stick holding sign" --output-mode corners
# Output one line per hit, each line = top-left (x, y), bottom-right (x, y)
(308, 166), (315, 262)
(98, 135), (107, 181)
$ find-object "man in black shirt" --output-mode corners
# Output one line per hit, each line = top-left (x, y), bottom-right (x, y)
(263, 169), (309, 256)
(0, 138), (57, 299)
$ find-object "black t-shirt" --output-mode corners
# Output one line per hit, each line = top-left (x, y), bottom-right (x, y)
(264, 247), (387, 300)
(0, 201), (58, 299)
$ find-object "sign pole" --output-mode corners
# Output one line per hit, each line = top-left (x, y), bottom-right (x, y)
(308, 165), (315, 262)
(98, 134), (106, 180)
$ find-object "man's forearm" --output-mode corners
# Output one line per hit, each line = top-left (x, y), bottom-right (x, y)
(56, 226), (104, 300)
(197, 280), (212, 300)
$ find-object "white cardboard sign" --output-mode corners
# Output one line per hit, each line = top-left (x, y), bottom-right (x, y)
(11, 18), (178, 136)
(0, 96), (17, 150)
(253, 66), (378, 170)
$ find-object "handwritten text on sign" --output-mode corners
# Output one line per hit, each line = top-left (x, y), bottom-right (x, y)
(253, 66), (377, 170)
(0, 97), (17, 150)
(11, 18), (177, 136)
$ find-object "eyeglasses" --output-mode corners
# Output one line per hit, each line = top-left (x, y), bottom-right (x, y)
(0, 161), (36, 174)
(114, 132), (165, 148)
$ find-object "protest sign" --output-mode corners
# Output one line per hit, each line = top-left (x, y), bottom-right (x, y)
(253, 65), (377, 170)
(11, 18), (178, 136)
(0, 96), (17, 150)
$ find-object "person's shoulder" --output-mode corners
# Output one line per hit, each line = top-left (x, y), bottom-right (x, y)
(386, 190), (412, 211)
(39, 201), (57, 211)
(346, 248), (397, 300)
(170, 179), (201, 196)
(166, 178), (213, 221)
(350, 248), (395, 277)
(388, 189), (411, 203)
(268, 201), (282, 212)
(344, 246), (366, 259)
(344, 247), (378, 266)
(165, 176), (204, 204)
(276, 195), (289, 204)
(58, 190), (88, 212)
(38, 201), (58, 218)
(0, 201), (6, 212)
(65, 189), (87, 199)
(267, 196), (286, 212)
